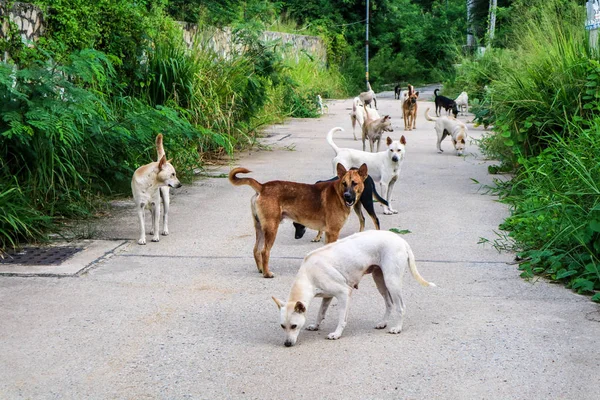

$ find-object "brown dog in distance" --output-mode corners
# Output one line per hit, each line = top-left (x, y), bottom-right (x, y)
(229, 164), (368, 278)
(403, 84), (419, 131)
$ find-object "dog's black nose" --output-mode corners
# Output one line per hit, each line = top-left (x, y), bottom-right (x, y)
(392, 156), (399, 162)
(284, 341), (293, 347)
(343, 192), (354, 201)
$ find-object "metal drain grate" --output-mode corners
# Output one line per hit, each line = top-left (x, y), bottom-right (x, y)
(0, 246), (83, 266)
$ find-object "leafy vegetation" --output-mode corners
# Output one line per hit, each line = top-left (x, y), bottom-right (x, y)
(447, 0), (600, 301)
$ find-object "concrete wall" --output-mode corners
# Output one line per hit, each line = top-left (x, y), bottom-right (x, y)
(0, 2), (45, 46)
(0, 3), (326, 64)
(180, 23), (327, 64)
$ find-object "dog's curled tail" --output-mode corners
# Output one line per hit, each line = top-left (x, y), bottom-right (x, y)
(156, 133), (165, 161)
(407, 246), (436, 287)
(434, 88), (439, 97)
(424, 108), (437, 122)
(326, 127), (344, 155)
(228, 167), (263, 193)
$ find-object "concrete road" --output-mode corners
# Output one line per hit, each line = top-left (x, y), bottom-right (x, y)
(1, 90), (599, 399)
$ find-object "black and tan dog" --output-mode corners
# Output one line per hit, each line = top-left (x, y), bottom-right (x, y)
(229, 164), (368, 278)
(293, 172), (389, 242)
(403, 84), (419, 131)
(434, 88), (458, 118)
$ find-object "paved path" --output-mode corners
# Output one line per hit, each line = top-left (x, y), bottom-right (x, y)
(1, 90), (599, 399)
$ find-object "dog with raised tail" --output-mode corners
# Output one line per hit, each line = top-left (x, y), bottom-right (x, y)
(425, 108), (468, 156)
(327, 127), (406, 215)
(359, 81), (377, 109)
(229, 163), (368, 278)
(131, 134), (182, 245)
(273, 230), (436, 346)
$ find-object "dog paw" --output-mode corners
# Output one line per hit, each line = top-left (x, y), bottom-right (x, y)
(161, 230), (169, 236)
(388, 327), (402, 334)
(375, 322), (387, 329)
(391, 209), (399, 214)
(383, 209), (393, 215)
(327, 332), (341, 340)
(151, 236), (160, 242)
(306, 324), (319, 331)
(311, 238), (321, 243)
(137, 238), (147, 245)
(263, 271), (274, 278)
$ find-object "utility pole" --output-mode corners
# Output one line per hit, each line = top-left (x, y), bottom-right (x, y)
(466, 0), (475, 48)
(365, 0), (369, 87)
(488, 0), (497, 47)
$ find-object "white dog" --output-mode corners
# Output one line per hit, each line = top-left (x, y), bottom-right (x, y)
(349, 97), (365, 140)
(131, 134), (182, 245)
(272, 230), (436, 346)
(455, 91), (469, 115)
(425, 108), (468, 156)
(317, 95), (328, 115)
(327, 127), (405, 215)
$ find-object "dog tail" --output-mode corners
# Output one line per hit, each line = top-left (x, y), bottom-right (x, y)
(424, 108), (437, 122)
(407, 246), (436, 287)
(326, 127), (344, 154)
(228, 167), (263, 193)
(156, 133), (165, 162)
(434, 88), (439, 97)
(371, 182), (389, 207)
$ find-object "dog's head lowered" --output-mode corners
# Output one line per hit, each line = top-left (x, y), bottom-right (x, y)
(157, 155), (182, 189)
(273, 297), (307, 347)
(386, 136), (406, 163)
(452, 128), (467, 156)
(336, 163), (368, 207)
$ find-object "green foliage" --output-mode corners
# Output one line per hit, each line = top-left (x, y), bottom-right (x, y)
(452, 0), (600, 301)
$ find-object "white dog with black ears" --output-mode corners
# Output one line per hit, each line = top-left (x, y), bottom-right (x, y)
(327, 127), (406, 215)
(425, 108), (468, 156)
(273, 230), (436, 347)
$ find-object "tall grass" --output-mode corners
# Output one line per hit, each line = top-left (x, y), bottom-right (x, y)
(455, 0), (600, 300)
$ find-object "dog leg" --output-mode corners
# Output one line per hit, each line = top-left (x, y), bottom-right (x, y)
(150, 191), (161, 242)
(324, 230), (339, 244)
(311, 231), (323, 242)
(252, 214), (265, 274)
(260, 222), (279, 278)
(372, 267), (392, 329)
(328, 288), (352, 340)
(353, 203), (366, 232)
(137, 203), (147, 245)
(306, 297), (333, 331)
(385, 177), (399, 214)
(380, 182), (393, 215)
(351, 115), (358, 141)
(160, 186), (170, 236)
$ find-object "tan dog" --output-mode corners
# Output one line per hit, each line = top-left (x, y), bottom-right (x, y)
(425, 108), (468, 155)
(131, 134), (182, 245)
(402, 84), (419, 131)
(229, 164), (368, 278)
(361, 104), (393, 152)
(359, 81), (377, 109)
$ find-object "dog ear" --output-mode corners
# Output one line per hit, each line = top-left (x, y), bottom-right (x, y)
(460, 139), (465, 144)
(336, 163), (347, 179)
(158, 155), (167, 169)
(400, 135), (407, 145)
(414, 91), (419, 98)
(386, 136), (392, 146)
(294, 301), (306, 314)
(272, 296), (284, 310)
(384, 115), (390, 121)
(358, 163), (368, 179)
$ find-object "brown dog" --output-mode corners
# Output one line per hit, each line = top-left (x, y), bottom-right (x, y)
(403, 84), (419, 131)
(229, 163), (368, 278)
